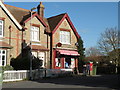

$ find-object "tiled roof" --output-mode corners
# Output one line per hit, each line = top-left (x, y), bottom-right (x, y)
(4, 4), (50, 33)
(5, 4), (30, 24)
(4, 4), (80, 38)
(47, 13), (80, 39)
(47, 13), (66, 31)
(0, 41), (12, 49)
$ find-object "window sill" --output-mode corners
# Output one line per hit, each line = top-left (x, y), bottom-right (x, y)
(31, 40), (40, 43)
(0, 37), (4, 40)
(60, 43), (71, 45)
(0, 36), (4, 38)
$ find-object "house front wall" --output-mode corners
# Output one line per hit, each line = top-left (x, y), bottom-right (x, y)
(24, 16), (50, 68)
(0, 7), (22, 66)
(52, 18), (79, 69)
(53, 19), (77, 50)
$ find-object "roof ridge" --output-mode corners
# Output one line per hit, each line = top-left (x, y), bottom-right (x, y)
(47, 13), (66, 19)
(4, 4), (30, 12)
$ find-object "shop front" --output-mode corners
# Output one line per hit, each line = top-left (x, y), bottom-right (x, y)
(53, 49), (80, 69)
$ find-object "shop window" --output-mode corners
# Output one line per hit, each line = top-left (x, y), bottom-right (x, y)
(55, 58), (61, 67)
(0, 20), (4, 37)
(0, 49), (6, 66)
(65, 57), (71, 69)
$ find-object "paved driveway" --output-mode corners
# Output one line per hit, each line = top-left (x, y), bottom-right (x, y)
(2, 75), (119, 89)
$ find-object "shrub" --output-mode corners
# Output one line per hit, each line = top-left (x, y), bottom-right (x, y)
(1, 65), (14, 72)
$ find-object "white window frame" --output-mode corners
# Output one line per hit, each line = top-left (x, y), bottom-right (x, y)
(0, 49), (6, 66)
(32, 51), (37, 57)
(38, 52), (45, 68)
(31, 26), (40, 42)
(60, 30), (71, 44)
(0, 20), (4, 37)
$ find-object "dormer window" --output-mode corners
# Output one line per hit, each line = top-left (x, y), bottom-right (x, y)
(0, 20), (4, 37)
(60, 29), (71, 44)
(31, 26), (40, 41)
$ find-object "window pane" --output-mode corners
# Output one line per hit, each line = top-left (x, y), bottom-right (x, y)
(31, 31), (34, 40)
(34, 31), (38, 40)
(0, 55), (1, 62)
(0, 25), (2, 32)
(0, 31), (2, 35)
(2, 56), (5, 60)
(2, 50), (5, 54)
(31, 26), (39, 41)
(2, 61), (4, 66)
(0, 20), (3, 24)
(60, 31), (62, 42)
(60, 31), (70, 44)
(0, 25), (2, 28)
(0, 50), (6, 66)
(0, 20), (3, 37)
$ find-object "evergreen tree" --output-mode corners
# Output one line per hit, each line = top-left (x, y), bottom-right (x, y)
(77, 37), (85, 73)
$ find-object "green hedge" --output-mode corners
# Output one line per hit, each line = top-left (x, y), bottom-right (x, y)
(97, 66), (116, 74)
(117, 66), (120, 74)
(10, 57), (42, 70)
(0, 65), (14, 73)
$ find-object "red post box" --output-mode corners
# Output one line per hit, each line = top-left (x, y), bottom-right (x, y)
(90, 62), (93, 71)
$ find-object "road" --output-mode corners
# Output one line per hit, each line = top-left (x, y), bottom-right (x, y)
(2, 75), (119, 89)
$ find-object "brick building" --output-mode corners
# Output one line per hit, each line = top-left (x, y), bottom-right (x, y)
(48, 13), (80, 69)
(0, 1), (80, 69)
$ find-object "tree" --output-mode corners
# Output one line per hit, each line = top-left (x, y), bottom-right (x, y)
(98, 27), (118, 55)
(85, 47), (106, 66)
(97, 27), (119, 73)
(77, 37), (85, 72)
(85, 47), (103, 57)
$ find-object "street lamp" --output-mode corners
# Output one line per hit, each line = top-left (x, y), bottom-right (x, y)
(110, 61), (112, 64)
(74, 42), (79, 74)
(29, 7), (37, 80)
(96, 62), (99, 64)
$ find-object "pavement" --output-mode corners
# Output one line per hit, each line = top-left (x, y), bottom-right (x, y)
(2, 74), (120, 89)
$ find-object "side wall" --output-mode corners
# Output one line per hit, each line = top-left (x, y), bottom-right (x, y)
(0, 7), (22, 65)
(24, 16), (50, 68)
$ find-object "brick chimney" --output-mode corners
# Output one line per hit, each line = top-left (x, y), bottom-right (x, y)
(37, 2), (45, 18)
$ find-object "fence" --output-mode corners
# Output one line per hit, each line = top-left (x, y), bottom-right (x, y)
(2, 69), (73, 82)
(3, 70), (28, 82)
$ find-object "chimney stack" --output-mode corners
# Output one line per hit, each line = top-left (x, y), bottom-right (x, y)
(37, 2), (45, 18)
